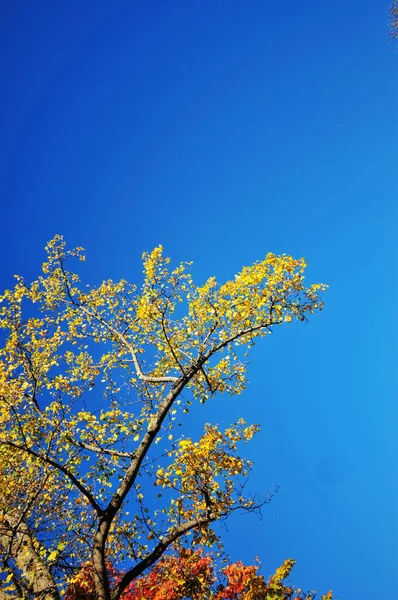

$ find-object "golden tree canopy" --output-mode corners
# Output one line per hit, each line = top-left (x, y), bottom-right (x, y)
(0, 236), (326, 600)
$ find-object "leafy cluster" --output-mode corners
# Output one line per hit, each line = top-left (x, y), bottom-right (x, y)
(0, 236), (327, 599)
(391, 1), (398, 39)
(65, 550), (332, 600)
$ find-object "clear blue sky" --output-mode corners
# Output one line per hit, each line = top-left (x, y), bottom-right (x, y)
(1, 1), (397, 598)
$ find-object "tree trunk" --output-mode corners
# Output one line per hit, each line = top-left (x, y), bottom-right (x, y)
(0, 514), (60, 600)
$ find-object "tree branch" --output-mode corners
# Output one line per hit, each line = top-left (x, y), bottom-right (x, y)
(65, 436), (134, 459)
(207, 318), (281, 359)
(70, 301), (178, 385)
(0, 440), (103, 515)
(111, 513), (216, 600)
(93, 317), (281, 593)
(92, 370), (195, 599)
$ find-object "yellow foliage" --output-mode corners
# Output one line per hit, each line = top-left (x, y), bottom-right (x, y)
(0, 236), (326, 597)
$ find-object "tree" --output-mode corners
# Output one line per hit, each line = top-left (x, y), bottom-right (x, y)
(65, 550), (333, 600)
(391, 1), (398, 39)
(0, 236), (327, 600)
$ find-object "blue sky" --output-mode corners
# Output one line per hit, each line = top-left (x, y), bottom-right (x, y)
(1, 1), (397, 598)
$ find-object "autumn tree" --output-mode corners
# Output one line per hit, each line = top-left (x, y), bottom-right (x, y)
(0, 236), (327, 600)
(65, 550), (333, 600)
(390, 1), (398, 39)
